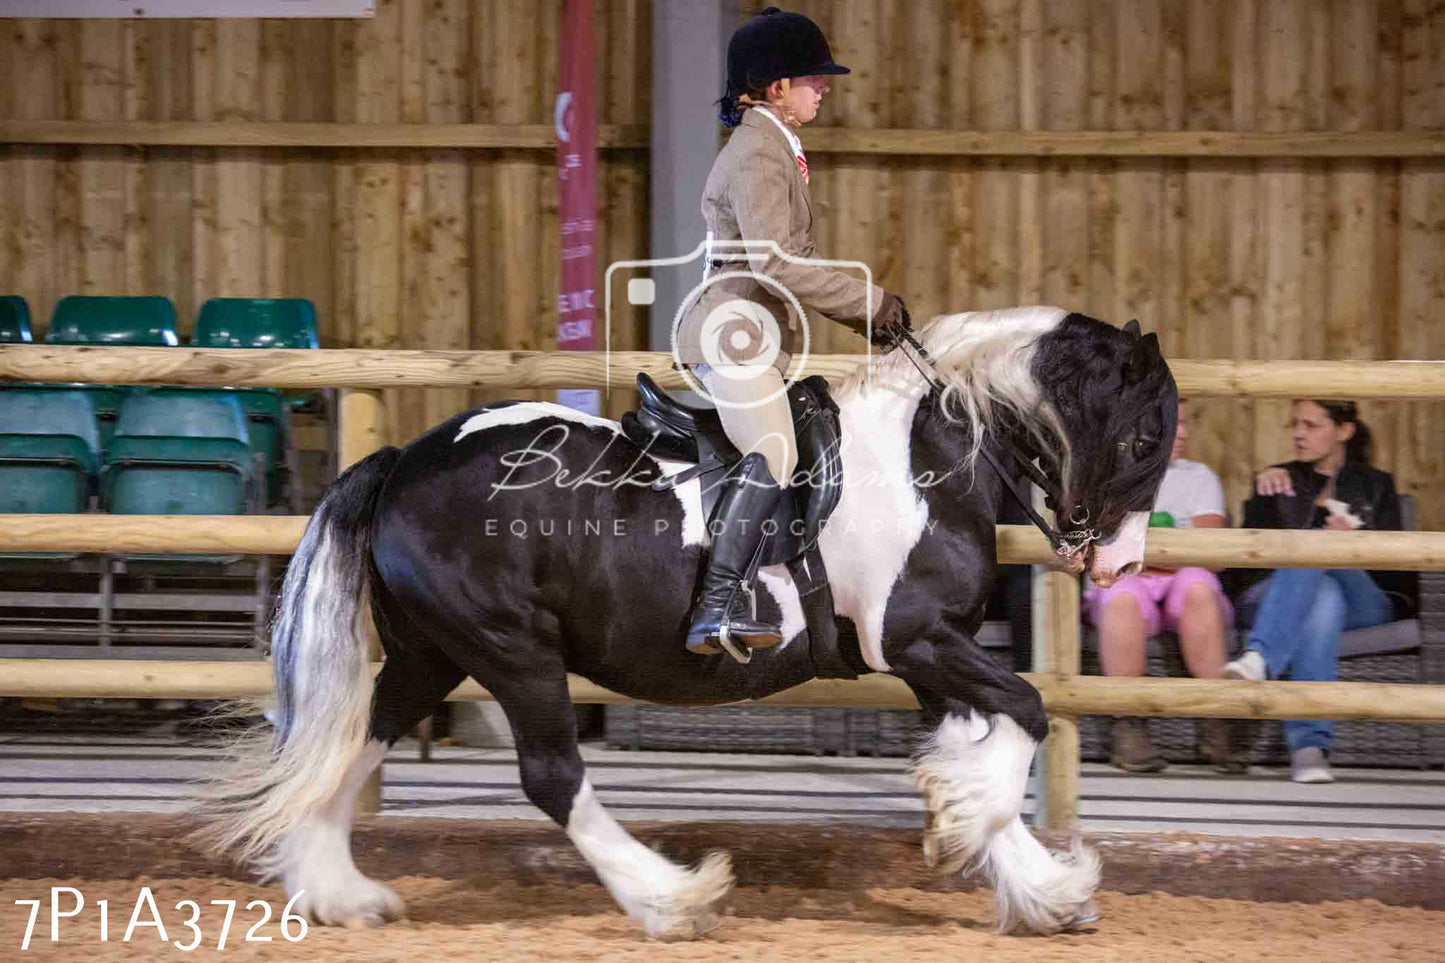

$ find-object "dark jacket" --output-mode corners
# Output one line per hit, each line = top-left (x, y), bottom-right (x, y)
(1233, 461), (1416, 619)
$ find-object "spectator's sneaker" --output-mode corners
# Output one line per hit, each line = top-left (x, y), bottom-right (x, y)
(1111, 719), (1167, 772)
(1290, 746), (1334, 783)
(1222, 650), (1266, 682)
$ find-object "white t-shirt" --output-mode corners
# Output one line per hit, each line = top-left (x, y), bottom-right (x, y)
(1151, 458), (1227, 528)
(1083, 458), (1228, 596)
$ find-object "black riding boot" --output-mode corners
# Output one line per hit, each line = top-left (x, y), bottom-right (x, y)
(685, 452), (786, 659)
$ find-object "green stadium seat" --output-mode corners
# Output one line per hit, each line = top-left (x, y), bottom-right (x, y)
(31, 296), (178, 453)
(0, 296), (33, 343)
(4, 381), (128, 454)
(102, 389), (256, 518)
(45, 295), (179, 346)
(193, 297), (319, 349)
(192, 298), (321, 505)
(0, 389), (100, 515)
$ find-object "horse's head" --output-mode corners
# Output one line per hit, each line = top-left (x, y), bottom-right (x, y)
(1030, 314), (1177, 584)
(900, 307), (1176, 586)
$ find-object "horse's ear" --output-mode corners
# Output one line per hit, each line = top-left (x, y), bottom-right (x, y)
(1125, 332), (1162, 383)
(1122, 319), (1142, 340)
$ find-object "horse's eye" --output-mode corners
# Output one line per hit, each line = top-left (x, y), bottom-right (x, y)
(1133, 434), (1159, 459)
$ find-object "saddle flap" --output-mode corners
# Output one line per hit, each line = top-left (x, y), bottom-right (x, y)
(620, 410), (698, 463)
(637, 372), (721, 434)
(624, 371), (844, 565)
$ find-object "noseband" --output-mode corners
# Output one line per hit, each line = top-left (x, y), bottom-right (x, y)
(894, 330), (1095, 559)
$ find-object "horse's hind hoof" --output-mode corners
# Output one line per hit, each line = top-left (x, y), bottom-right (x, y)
(1062, 900), (1102, 931)
(291, 876), (406, 929)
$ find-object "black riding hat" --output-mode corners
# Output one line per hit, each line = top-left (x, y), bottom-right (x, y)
(718, 7), (849, 127)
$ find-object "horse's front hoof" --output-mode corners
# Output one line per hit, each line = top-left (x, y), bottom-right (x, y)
(642, 850), (734, 941)
(919, 804), (977, 875)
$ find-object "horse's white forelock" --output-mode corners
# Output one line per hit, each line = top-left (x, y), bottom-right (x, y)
(836, 306), (1072, 481)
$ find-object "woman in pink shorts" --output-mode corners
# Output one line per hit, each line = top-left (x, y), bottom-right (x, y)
(1084, 400), (1242, 773)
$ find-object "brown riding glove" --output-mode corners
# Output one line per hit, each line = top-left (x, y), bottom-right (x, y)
(870, 293), (913, 351)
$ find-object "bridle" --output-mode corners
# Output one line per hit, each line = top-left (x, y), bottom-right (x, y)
(893, 330), (1097, 559)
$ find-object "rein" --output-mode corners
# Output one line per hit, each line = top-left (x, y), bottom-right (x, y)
(892, 330), (1095, 558)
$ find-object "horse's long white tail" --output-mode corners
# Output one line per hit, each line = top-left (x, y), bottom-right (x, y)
(913, 712), (1100, 934)
(191, 447), (402, 877)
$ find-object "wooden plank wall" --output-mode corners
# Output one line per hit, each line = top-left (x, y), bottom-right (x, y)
(760, 0), (1444, 529)
(1, 0), (1441, 526)
(0, 0), (652, 444)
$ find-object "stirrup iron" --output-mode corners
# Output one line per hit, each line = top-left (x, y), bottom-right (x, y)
(716, 623), (752, 664)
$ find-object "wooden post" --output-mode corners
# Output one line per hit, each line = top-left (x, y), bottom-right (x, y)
(338, 389), (386, 473)
(1030, 486), (1081, 834)
(339, 388), (386, 814)
(1031, 565), (1081, 833)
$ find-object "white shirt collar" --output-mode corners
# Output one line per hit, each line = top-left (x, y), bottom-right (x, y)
(752, 106), (804, 157)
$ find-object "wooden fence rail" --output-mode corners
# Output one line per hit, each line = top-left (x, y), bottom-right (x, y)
(0, 514), (1440, 570)
(4, 122), (1443, 158)
(3, 346), (1445, 399)
(2, 661), (1442, 725)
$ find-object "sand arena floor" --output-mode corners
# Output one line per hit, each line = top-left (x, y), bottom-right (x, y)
(3, 875), (1442, 963)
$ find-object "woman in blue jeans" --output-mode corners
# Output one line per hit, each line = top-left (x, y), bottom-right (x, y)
(1223, 400), (1415, 783)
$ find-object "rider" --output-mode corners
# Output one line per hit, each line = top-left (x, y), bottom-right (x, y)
(675, 7), (913, 658)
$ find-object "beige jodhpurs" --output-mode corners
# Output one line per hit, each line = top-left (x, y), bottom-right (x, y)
(693, 364), (797, 487)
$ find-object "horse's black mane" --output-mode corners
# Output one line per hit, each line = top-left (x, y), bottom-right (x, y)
(1033, 312), (1178, 533)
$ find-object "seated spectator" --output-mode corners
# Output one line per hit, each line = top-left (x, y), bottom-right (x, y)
(1223, 399), (1414, 784)
(1085, 399), (1242, 773)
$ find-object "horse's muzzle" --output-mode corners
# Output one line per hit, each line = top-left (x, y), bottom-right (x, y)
(1087, 510), (1150, 586)
(1086, 557), (1142, 588)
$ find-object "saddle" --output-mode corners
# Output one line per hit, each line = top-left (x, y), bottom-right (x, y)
(620, 373), (858, 677)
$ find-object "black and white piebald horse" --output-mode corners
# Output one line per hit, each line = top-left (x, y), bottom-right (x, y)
(195, 307), (1176, 938)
